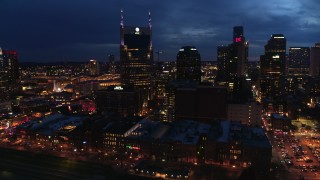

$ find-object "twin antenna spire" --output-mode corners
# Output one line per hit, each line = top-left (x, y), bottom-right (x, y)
(120, 9), (152, 29)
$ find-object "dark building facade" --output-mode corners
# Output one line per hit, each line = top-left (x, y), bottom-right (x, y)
(87, 59), (100, 76)
(176, 46), (201, 83)
(0, 48), (6, 101)
(108, 54), (116, 74)
(216, 27), (249, 103)
(175, 86), (228, 122)
(310, 43), (320, 76)
(260, 34), (286, 76)
(260, 34), (286, 99)
(288, 47), (310, 76)
(95, 85), (141, 117)
(0, 50), (20, 100)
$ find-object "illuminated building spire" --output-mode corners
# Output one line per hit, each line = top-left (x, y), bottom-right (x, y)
(148, 11), (152, 29)
(120, 9), (124, 28)
(120, 9), (124, 46)
(148, 11), (152, 49)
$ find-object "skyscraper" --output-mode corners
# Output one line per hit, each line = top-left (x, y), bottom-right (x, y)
(288, 47), (310, 76)
(232, 26), (248, 76)
(0, 48), (7, 101)
(216, 27), (250, 103)
(310, 43), (320, 76)
(120, 10), (153, 88)
(2, 50), (20, 97)
(260, 34), (286, 76)
(176, 46), (201, 82)
(216, 45), (232, 82)
(108, 54), (116, 74)
(216, 26), (248, 83)
(87, 59), (100, 76)
(233, 26), (244, 43)
(260, 34), (286, 99)
(120, 10), (153, 115)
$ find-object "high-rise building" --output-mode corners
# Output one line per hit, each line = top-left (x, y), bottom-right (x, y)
(119, 10), (153, 115)
(87, 59), (100, 76)
(216, 46), (232, 82)
(310, 43), (320, 76)
(176, 46), (201, 82)
(260, 34), (286, 99)
(216, 26), (248, 83)
(108, 54), (116, 74)
(288, 47), (310, 76)
(260, 34), (286, 76)
(120, 10), (153, 88)
(0, 48), (7, 101)
(216, 27), (250, 103)
(2, 50), (20, 96)
(232, 26), (249, 76)
(233, 26), (244, 42)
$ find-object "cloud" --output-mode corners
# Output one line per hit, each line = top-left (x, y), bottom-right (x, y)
(0, 0), (319, 62)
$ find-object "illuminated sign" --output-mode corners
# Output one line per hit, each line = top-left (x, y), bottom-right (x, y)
(272, 55), (280, 58)
(114, 86), (123, 91)
(135, 27), (140, 34)
(190, 48), (197, 51)
(235, 37), (242, 42)
(274, 37), (284, 39)
(179, 49), (184, 51)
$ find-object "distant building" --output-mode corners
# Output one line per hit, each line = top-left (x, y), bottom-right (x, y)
(310, 43), (320, 76)
(74, 80), (100, 97)
(1, 50), (20, 98)
(176, 46), (201, 83)
(227, 101), (262, 126)
(288, 47), (310, 76)
(216, 45), (232, 82)
(87, 59), (100, 76)
(95, 85), (141, 117)
(108, 54), (116, 74)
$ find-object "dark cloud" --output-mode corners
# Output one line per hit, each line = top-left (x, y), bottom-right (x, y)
(0, 0), (319, 62)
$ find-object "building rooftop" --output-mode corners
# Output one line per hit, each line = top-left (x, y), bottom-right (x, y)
(162, 120), (211, 145)
(217, 120), (271, 148)
(18, 114), (87, 136)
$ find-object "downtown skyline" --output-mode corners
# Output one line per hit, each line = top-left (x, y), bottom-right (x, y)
(0, 0), (319, 62)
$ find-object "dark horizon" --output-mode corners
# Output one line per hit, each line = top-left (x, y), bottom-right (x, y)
(0, 0), (319, 62)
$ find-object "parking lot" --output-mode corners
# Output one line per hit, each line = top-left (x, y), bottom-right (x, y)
(272, 125), (320, 179)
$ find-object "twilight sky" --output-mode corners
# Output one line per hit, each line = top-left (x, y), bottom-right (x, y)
(0, 0), (319, 62)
